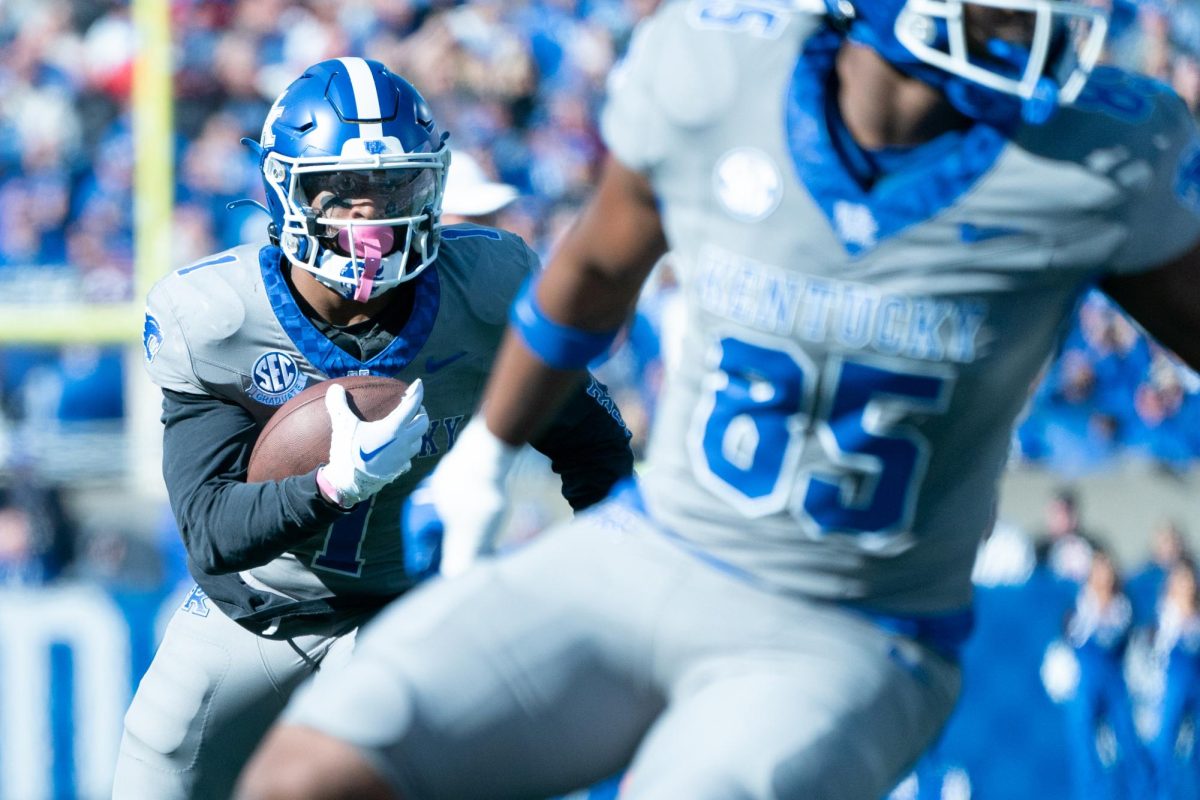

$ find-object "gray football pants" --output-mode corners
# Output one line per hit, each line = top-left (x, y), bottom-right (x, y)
(112, 590), (356, 800)
(284, 502), (962, 800)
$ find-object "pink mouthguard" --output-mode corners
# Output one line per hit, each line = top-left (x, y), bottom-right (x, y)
(337, 225), (396, 302)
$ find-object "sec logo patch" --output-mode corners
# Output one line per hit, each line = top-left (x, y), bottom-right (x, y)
(249, 351), (307, 406)
(713, 148), (782, 222)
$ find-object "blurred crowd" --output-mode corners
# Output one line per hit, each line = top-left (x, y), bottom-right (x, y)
(0, 3), (1198, 565)
(0, 0), (646, 282)
(1107, 0), (1200, 111)
(0, 0), (1197, 462)
(0, 0), (652, 449)
(1017, 291), (1200, 474)
(0, 0), (1193, 295)
(972, 488), (1200, 799)
(163, 0), (655, 267)
(0, 4), (1198, 798)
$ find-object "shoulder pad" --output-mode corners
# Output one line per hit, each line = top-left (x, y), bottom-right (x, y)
(1049, 68), (1186, 146)
(1025, 71), (1194, 178)
(604, 0), (820, 172)
(438, 224), (538, 326)
(142, 246), (261, 393)
(161, 246), (258, 343)
(645, 2), (740, 129)
(602, 2), (739, 171)
(1053, 73), (1200, 273)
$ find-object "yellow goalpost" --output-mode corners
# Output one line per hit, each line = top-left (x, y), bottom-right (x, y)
(0, 0), (172, 345)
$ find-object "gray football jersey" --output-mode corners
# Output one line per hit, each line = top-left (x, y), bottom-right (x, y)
(144, 224), (534, 604)
(602, 1), (1200, 614)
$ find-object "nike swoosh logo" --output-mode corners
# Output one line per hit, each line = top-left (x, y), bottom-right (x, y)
(359, 441), (390, 462)
(959, 223), (1025, 243)
(425, 351), (468, 374)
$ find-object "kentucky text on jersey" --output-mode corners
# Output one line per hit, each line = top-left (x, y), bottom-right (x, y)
(417, 414), (466, 457)
(695, 245), (989, 364)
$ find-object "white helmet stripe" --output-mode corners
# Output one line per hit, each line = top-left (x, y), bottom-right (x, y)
(338, 57), (385, 140)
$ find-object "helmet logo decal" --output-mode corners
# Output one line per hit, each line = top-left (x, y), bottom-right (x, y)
(713, 147), (782, 222)
(261, 103), (285, 148)
(249, 351), (308, 405)
(340, 136), (405, 157)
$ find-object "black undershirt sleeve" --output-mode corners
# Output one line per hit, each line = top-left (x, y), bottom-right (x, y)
(530, 378), (636, 511)
(160, 389), (347, 575)
(163, 371), (632, 576)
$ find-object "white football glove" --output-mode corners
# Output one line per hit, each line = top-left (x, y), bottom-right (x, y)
(317, 380), (429, 508)
(423, 415), (519, 578)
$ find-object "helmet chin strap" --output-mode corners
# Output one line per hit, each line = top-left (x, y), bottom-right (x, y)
(336, 225), (396, 302)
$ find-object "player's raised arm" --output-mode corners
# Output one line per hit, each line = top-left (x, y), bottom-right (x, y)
(427, 156), (666, 577)
(485, 155), (668, 444)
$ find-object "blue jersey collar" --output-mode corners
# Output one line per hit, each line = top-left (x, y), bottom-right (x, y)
(259, 245), (441, 378)
(786, 27), (1012, 257)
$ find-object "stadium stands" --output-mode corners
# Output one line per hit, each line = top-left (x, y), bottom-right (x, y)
(1, 1), (1200, 797)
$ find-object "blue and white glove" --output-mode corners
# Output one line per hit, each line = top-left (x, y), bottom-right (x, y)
(401, 415), (519, 578)
(317, 380), (429, 509)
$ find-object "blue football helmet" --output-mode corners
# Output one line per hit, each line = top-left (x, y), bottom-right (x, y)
(837, 0), (1109, 125)
(256, 57), (450, 300)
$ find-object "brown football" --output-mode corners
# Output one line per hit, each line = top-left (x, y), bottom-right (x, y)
(247, 375), (410, 482)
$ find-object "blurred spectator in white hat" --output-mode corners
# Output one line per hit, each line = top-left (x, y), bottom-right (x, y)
(440, 150), (519, 227)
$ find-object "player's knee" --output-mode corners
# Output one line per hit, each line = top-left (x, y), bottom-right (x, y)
(236, 724), (398, 800)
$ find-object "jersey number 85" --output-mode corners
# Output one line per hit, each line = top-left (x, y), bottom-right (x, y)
(689, 336), (955, 546)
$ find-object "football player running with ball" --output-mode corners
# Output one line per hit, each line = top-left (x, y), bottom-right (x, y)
(242, 1), (1200, 798)
(113, 58), (633, 800)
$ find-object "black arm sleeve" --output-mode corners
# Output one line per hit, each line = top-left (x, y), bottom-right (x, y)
(529, 376), (635, 511)
(160, 389), (348, 575)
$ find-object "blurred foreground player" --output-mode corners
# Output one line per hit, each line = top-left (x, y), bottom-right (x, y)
(113, 57), (631, 800)
(243, 1), (1200, 798)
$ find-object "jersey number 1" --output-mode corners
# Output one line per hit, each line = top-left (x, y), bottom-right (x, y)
(312, 500), (372, 576)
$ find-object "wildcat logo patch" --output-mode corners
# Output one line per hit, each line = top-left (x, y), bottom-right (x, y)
(143, 313), (163, 364)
